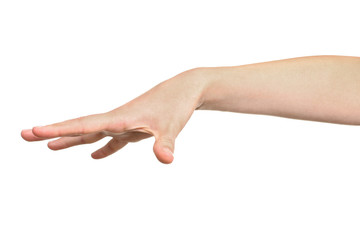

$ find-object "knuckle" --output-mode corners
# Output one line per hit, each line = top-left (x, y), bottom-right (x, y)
(158, 137), (174, 148)
(79, 136), (87, 144)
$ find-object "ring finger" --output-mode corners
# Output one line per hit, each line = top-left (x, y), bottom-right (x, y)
(47, 132), (106, 150)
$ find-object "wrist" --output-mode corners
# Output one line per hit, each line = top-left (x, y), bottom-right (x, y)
(190, 67), (217, 110)
(190, 66), (225, 111)
(170, 67), (214, 110)
(193, 65), (248, 112)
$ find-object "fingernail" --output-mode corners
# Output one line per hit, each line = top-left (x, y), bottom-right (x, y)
(164, 148), (173, 157)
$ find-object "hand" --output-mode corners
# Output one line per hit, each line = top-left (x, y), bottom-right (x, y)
(21, 68), (207, 164)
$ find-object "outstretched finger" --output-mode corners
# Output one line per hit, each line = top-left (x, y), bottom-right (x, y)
(21, 129), (48, 141)
(91, 138), (128, 159)
(32, 112), (115, 139)
(48, 132), (106, 150)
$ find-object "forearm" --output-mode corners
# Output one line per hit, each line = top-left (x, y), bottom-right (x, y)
(196, 55), (360, 125)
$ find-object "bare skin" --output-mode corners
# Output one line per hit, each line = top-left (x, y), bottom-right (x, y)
(21, 55), (360, 164)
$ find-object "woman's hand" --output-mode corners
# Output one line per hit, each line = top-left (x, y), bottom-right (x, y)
(21, 68), (207, 164)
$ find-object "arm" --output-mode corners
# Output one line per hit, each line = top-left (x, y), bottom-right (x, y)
(21, 55), (360, 164)
(198, 55), (360, 125)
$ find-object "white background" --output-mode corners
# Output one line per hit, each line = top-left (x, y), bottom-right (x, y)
(1, 0), (360, 239)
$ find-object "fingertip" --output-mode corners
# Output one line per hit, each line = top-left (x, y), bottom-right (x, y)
(32, 126), (43, 137)
(33, 125), (55, 139)
(91, 152), (101, 160)
(21, 129), (43, 141)
(20, 129), (27, 140)
(47, 141), (58, 151)
(20, 130), (30, 141)
(155, 148), (174, 164)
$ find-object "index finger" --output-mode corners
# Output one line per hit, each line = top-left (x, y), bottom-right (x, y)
(32, 113), (112, 139)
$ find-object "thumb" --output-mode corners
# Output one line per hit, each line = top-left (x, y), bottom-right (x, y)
(153, 135), (175, 164)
